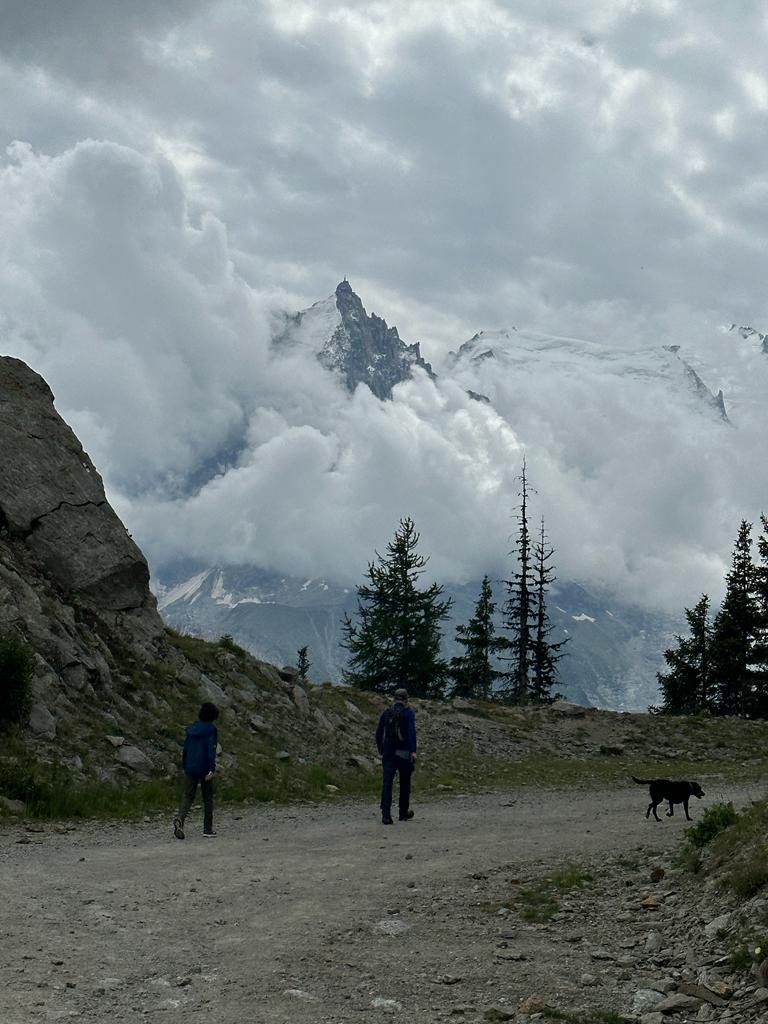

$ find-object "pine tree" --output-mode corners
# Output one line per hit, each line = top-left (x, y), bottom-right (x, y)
(710, 521), (762, 716)
(449, 576), (504, 700)
(498, 459), (536, 704)
(530, 518), (568, 704)
(657, 594), (713, 715)
(341, 517), (453, 699)
(296, 646), (310, 681)
(749, 514), (768, 715)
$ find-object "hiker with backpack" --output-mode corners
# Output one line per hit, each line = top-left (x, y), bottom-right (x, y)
(375, 687), (417, 825)
(173, 701), (219, 840)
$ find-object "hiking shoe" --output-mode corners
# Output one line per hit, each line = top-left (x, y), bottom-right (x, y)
(382, 816), (394, 825)
(399, 810), (414, 821)
(203, 830), (217, 838)
(173, 817), (185, 840)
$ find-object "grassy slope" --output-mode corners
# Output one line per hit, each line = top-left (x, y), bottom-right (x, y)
(1, 629), (768, 820)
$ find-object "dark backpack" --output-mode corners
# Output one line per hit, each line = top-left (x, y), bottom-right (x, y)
(383, 703), (406, 746)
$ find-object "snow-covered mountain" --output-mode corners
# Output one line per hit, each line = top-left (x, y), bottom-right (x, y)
(155, 563), (677, 709)
(448, 328), (728, 421)
(152, 280), (757, 710)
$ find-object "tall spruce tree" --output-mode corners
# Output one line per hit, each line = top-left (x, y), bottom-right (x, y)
(753, 514), (768, 710)
(710, 521), (762, 716)
(530, 518), (568, 704)
(341, 517), (453, 699)
(449, 575), (503, 700)
(657, 594), (713, 715)
(498, 460), (536, 704)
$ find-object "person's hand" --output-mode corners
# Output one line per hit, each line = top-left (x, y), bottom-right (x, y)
(204, 771), (214, 781)
(410, 752), (417, 763)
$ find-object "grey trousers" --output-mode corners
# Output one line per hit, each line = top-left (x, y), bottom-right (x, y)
(179, 773), (214, 833)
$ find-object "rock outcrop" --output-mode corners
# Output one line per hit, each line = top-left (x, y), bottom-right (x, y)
(318, 280), (436, 399)
(0, 357), (160, 615)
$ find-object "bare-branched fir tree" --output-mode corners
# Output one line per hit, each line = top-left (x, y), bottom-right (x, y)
(498, 460), (536, 704)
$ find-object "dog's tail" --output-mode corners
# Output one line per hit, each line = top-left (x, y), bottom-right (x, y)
(631, 775), (652, 785)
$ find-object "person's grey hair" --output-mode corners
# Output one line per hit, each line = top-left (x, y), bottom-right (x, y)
(394, 688), (409, 701)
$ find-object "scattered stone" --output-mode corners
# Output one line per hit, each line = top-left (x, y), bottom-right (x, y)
(704, 913), (731, 938)
(283, 988), (318, 1002)
(373, 919), (410, 936)
(115, 745), (153, 774)
(650, 867), (666, 883)
(105, 735), (125, 748)
(292, 685), (310, 715)
(645, 931), (665, 953)
(641, 895), (662, 909)
(677, 981), (727, 1007)
(549, 700), (587, 717)
(0, 796), (26, 815)
(347, 754), (373, 772)
(324, 785), (339, 794)
(483, 1007), (515, 1022)
(518, 995), (548, 1015)
(371, 996), (402, 1013)
(248, 715), (271, 734)
(29, 702), (56, 738)
(436, 975), (463, 985)
(653, 993), (701, 1013)
(275, 751), (291, 761)
(632, 990), (666, 1014)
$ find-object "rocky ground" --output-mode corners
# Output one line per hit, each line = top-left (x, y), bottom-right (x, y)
(2, 779), (767, 1024)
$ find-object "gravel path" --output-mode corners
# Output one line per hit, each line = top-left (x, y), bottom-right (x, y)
(0, 779), (759, 1023)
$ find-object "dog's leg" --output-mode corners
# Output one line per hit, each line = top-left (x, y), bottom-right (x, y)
(683, 798), (691, 820)
(666, 801), (674, 817)
(650, 801), (661, 821)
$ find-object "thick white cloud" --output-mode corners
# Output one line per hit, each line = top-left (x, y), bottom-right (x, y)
(2, 1), (768, 614)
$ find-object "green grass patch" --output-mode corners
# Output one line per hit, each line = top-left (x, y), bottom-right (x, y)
(514, 861), (593, 923)
(685, 802), (739, 848)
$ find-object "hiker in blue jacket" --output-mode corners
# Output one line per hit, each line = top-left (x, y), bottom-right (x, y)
(375, 687), (417, 825)
(173, 702), (219, 840)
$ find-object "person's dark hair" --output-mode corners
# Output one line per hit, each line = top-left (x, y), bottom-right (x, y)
(199, 702), (219, 722)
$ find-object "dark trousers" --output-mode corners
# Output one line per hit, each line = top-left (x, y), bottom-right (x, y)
(179, 773), (213, 833)
(380, 756), (413, 818)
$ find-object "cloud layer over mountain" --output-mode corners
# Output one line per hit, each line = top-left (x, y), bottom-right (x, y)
(2, 2), (768, 612)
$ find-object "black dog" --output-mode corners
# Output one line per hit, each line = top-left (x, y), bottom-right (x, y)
(632, 776), (705, 821)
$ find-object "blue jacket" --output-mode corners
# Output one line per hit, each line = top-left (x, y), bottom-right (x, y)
(182, 720), (218, 776)
(375, 702), (417, 759)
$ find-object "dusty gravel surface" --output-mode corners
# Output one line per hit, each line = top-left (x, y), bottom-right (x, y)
(1, 779), (759, 1024)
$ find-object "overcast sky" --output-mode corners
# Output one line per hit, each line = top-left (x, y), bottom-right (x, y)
(2, 1), (768, 611)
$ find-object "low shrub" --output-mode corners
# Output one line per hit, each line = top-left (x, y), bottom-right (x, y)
(685, 802), (739, 848)
(0, 632), (34, 728)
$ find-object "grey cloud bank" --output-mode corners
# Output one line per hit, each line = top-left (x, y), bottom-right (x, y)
(1, 1), (767, 615)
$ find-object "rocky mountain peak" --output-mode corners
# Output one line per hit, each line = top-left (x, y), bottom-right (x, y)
(318, 280), (436, 399)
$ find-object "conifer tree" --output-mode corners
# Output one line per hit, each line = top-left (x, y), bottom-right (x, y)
(530, 518), (568, 704)
(341, 517), (453, 699)
(657, 594), (713, 715)
(449, 575), (503, 700)
(296, 645), (310, 681)
(498, 459), (536, 704)
(749, 514), (768, 715)
(710, 521), (762, 716)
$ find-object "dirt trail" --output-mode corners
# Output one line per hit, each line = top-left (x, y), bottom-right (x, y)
(0, 779), (758, 1023)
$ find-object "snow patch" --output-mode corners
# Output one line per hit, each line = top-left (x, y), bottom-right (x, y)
(572, 612), (597, 623)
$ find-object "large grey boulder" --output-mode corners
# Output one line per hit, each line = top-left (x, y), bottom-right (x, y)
(0, 357), (160, 618)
